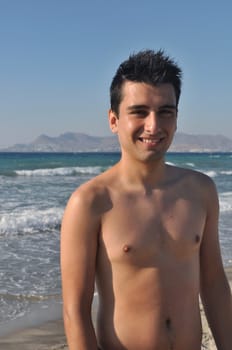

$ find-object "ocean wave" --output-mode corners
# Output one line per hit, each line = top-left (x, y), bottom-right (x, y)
(220, 191), (232, 197)
(0, 207), (63, 236)
(210, 155), (221, 158)
(185, 162), (195, 167)
(0, 293), (61, 302)
(219, 192), (232, 212)
(221, 171), (232, 175)
(14, 166), (104, 177)
(195, 169), (232, 178)
(202, 170), (218, 177)
(0, 171), (17, 177)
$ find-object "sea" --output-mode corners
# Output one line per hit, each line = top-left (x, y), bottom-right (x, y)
(0, 152), (231, 334)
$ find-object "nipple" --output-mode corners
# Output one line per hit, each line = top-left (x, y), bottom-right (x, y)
(123, 245), (131, 253)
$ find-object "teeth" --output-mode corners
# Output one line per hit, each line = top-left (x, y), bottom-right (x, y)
(142, 138), (159, 143)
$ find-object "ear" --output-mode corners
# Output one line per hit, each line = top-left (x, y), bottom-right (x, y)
(175, 111), (178, 131)
(108, 109), (119, 134)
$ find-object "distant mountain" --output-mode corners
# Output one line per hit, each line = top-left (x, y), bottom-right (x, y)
(1, 132), (232, 152)
(1, 133), (120, 152)
(170, 133), (232, 152)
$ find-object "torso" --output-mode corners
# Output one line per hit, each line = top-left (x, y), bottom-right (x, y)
(94, 164), (208, 350)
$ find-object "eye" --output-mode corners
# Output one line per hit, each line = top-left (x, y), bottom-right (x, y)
(130, 110), (148, 118)
(158, 109), (176, 118)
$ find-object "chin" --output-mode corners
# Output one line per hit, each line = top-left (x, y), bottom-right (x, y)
(139, 151), (166, 163)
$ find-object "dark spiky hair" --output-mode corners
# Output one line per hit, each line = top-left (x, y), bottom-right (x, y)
(110, 49), (182, 115)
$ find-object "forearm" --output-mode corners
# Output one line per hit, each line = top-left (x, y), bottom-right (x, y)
(201, 278), (232, 350)
(63, 311), (98, 350)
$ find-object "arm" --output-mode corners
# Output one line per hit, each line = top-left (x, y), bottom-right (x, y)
(60, 185), (100, 350)
(200, 178), (232, 350)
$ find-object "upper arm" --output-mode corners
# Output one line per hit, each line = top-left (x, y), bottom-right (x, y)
(60, 185), (101, 315)
(200, 176), (224, 289)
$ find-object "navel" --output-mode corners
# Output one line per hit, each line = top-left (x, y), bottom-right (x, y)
(165, 318), (172, 330)
(165, 318), (174, 349)
(123, 244), (131, 253)
(195, 235), (200, 243)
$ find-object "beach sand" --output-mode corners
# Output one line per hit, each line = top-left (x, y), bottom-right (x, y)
(1, 268), (231, 350)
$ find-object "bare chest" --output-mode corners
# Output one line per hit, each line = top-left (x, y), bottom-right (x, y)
(100, 192), (206, 265)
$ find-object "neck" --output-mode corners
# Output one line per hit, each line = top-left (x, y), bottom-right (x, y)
(117, 155), (167, 189)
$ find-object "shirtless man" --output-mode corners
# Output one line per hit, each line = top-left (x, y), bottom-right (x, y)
(60, 50), (232, 350)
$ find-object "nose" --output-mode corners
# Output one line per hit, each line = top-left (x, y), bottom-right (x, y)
(144, 112), (160, 134)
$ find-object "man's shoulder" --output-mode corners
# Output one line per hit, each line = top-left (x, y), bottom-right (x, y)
(168, 164), (216, 190)
(166, 165), (218, 212)
(69, 167), (116, 213)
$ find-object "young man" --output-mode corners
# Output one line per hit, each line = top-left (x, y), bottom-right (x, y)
(61, 50), (232, 350)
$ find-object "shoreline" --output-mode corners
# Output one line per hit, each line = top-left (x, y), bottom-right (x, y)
(0, 294), (98, 350)
(0, 268), (231, 350)
(0, 299), (63, 338)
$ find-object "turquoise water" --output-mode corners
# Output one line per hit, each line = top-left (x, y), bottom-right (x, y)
(0, 152), (231, 328)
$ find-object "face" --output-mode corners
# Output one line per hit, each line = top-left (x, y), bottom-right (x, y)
(109, 81), (177, 163)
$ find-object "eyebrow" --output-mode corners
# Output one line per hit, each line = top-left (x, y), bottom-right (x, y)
(127, 104), (177, 111)
(158, 104), (177, 111)
(126, 104), (148, 111)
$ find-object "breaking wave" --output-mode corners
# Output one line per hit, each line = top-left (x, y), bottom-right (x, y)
(219, 192), (232, 212)
(0, 207), (64, 236)
(14, 166), (103, 177)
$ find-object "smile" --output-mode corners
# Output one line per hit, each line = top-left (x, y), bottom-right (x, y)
(139, 137), (163, 144)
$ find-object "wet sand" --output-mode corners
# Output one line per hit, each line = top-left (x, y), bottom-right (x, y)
(0, 310), (217, 350)
(1, 268), (231, 350)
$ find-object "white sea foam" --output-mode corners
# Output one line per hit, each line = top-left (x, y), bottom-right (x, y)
(15, 166), (103, 177)
(0, 207), (64, 236)
(202, 170), (218, 177)
(219, 192), (232, 212)
(221, 170), (232, 175)
(210, 155), (221, 158)
(200, 170), (232, 177)
(185, 162), (195, 167)
(220, 191), (232, 197)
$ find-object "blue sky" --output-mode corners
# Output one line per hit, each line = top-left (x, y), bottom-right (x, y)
(0, 0), (232, 147)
